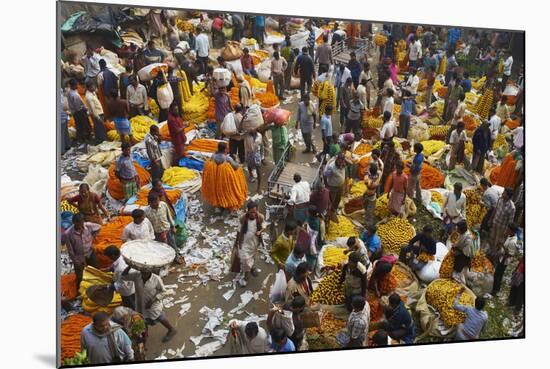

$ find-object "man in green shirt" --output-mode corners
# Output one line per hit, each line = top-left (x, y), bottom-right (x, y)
(281, 35), (295, 91)
(329, 134), (341, 157)
(266, 122), (289, 164)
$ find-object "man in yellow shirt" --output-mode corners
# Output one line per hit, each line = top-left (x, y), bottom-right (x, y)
(270, 222), (297, 269)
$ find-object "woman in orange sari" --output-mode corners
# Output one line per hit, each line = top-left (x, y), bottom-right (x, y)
(202, 141), (248, 213)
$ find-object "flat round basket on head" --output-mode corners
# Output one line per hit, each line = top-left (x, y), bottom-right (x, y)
(121, 240), (176, 272)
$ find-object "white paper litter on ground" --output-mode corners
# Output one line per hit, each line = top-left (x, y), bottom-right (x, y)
(155, 350), (167, 360)
(179, 303), (192, 317)
(223, 288), (236, 301)
(192, 341), (223, 357)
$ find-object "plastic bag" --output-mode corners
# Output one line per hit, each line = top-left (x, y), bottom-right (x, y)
(138, 63), (168, 82)
(290, 76), (300, 89)
(407, 120), (430, 143)
(241, 104), (265, 132)
(263, 108), (292, 125)
(272, 310), (294, 337)
(174, 221), (188, 247)
(269, 270), (288, 303)
(221, 112), (237, 135)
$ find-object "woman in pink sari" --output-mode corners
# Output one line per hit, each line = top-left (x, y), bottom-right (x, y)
(167, 102), (188, 166)
(387, 160), (408, 216)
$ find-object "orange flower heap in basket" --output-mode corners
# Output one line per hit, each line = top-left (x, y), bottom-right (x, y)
(202, 160), (248, 210)
(61, 314), (93, 362)
(377, 272), (398, 295)
(106, 162), (150, 201)
(255, 91), (279, 108)
(92, 216), (133, 268)
(404, 162), (444, 189)
(61, 273), (78, 300)
(134, 188), (182, 206)
(463, 115), (480, 131)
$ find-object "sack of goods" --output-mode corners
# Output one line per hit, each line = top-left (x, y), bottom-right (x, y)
(290, 75), (300, 89)
(213, 68), (232, 87)
(121, 240), (176, 272)
(221, 40), (244, 61)
(138, 63), (168, 82)
(221, 112), (237, 135)
(263, 108), (292, 126)
(241, 104), (265, 132)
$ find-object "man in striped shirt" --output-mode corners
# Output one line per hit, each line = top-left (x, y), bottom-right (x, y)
(306, 22), (316, 59)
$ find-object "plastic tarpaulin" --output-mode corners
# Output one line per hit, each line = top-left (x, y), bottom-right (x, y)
(61, 8), (127, 48)
(179, 157), (205, 172)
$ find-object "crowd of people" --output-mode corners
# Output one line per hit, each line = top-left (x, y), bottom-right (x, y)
(60, 8), (524, 365)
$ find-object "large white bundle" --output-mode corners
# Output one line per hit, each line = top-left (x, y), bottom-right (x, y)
(121, 240), (176, 271)
(241, 104), (265, 132)
(138, 63), (168, 82)
(416, 242), (450, 283)
(213, 68), (232, 87)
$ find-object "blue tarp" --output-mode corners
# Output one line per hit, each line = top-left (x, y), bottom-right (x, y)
(61, 211), (74, 230)
(178, 157), (205, 172)
(132, 152), (150, 170)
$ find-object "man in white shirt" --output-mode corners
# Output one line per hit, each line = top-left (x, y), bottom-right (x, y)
(335, 64), (352, 110)
(229, 320), (271, 354)
(403, 67), (420, 96)
(104, 246), (136, 309)
(357, 79), (368, 109)
(84, 80), (108, 144)
(408, 36), (422, 69)
(511, 124), (524, 149)
(122, 266), (177, 343)
(289, 173), (311, 223)
(383, 89), (395, 119)
(502, 51), (513, 87)
(126, 77), (149, 117)
(379, 111), (398, 141)
(195, 27), (210, 75)
(122, 209), (156, 242)
(443, 182), (466, 235)
(488, 107), (501, 143)
(81, 47), (102, 83)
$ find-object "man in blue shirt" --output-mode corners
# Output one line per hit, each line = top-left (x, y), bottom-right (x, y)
(254, 15), (265, 47)
(376, 293), (416, 344)
(294, 47), (316, 99)
(347, 52), (362, 88)
(270, 328), (296, 352)
(453, 287), (488, 340)
(115, 142), (140, 201)
(407, 142), (424, 203)
(360, 224), (382, 261)
(461, 72), (472, 93)
(285, 245), (307, 279)
(399, 90), (415, 139)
